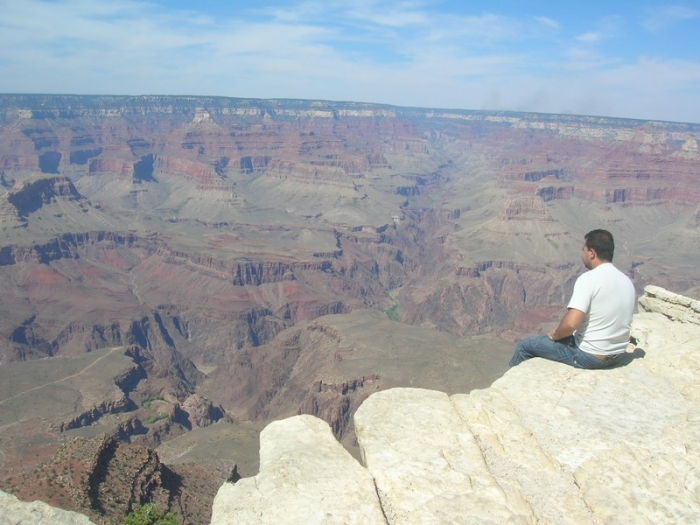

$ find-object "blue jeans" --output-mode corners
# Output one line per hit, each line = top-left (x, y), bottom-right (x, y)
(509, 335), (620, 369)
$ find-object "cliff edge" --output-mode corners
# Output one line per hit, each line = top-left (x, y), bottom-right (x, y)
(211, 285), (700, 524)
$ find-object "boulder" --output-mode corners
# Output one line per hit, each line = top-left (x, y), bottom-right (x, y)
(211, 415), (385, 524)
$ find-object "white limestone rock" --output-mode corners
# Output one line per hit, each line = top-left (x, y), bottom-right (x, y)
(354, 388), (531, 524)
(210, 414), (385, 524)
(353, 286), (700, 524)
(638, 285), (700, 325)
(0, 490), (96, 525)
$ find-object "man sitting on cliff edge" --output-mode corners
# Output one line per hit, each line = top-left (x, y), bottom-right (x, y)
(510, 229), (636, 369)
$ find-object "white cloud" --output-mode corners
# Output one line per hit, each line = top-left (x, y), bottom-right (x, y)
(533, 16), (560, 32)
(642, 4), (700, 32)
(575, 15), (623, 44)
(577, 32), (603, 44)
(344, 2), (430, 27)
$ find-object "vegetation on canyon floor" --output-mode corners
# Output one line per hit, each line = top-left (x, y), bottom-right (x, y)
(120, 504), (177, 525)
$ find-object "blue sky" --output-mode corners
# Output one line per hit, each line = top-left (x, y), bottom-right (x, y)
(1, 0), (699, 123)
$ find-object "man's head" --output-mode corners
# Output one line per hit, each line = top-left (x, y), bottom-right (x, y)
(582, 229), (614, 269)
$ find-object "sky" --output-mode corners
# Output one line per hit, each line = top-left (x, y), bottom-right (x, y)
(1, 0), (699, 123)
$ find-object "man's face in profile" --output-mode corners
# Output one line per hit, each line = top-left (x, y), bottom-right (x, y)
(581, 242), (595, 270)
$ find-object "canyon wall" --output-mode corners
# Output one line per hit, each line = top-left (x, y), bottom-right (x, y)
(1, 95), (699, 369)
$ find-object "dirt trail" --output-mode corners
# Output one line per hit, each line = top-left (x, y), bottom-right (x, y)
(0, 347), (125, 406)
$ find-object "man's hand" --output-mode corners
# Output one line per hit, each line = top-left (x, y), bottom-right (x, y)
(548, 308), (585, 340)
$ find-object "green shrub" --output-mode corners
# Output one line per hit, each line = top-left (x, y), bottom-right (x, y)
(385, 305), (399, 321)
(143, 397), (164, 410)
(143, 414), (167, 425)
(121, 504), (177, 525)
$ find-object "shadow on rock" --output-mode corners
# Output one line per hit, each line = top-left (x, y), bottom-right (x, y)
(611, 347), (646, 368)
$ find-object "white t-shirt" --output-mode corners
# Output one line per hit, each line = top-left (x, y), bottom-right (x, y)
(568, 262), (636, 356)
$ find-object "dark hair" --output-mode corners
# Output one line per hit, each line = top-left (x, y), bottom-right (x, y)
(584, 229), (614, 261)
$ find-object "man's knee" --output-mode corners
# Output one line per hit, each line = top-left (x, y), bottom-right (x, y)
(510, 336), (538, 367)
(510, 335), (559, 367)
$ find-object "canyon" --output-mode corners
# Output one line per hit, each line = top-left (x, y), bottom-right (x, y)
(0, 94), (699, 523)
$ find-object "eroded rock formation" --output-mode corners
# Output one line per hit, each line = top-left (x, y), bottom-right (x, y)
(2, 432), (234, 525)
(3, 434), (170, 523)
(211, 285), (700, 523)
(199, 308), (513, 447)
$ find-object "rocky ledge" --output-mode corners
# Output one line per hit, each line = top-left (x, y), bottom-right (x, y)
(0, 489), (96, 525)
(211, 285), (700, 524)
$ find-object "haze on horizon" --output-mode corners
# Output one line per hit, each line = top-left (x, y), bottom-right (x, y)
(0, 0), (699, 124)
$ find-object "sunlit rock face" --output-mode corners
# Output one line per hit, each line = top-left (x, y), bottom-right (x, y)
(211, 415), (386, 525)
(211, 285), (700, 524)
(0, 489), (96, 525)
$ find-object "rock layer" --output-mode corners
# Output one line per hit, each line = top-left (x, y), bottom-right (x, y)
(2, 94), (699, 369)
(211, 285), (700, 523)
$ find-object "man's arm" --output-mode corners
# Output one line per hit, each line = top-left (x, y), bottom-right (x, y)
(547, 308), (585, 341)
